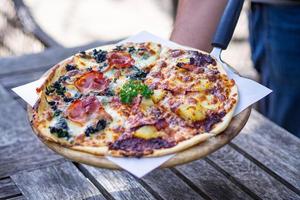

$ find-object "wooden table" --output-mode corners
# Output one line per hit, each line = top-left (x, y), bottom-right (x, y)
(0, 42), (299, 200)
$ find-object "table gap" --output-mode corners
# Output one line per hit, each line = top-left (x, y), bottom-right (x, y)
(170, 168), (212, 200)
(3, 193), (23, 200)
(204, 158), (262, 200)
(229, 142), (300, 195)
(132, 175), (165, 200)
(0, 176), (10, 181)
(0, 177), (22, 200)
(73, 162), (115, 200)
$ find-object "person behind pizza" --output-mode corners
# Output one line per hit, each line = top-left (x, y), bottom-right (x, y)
(170, 0), (300, 137)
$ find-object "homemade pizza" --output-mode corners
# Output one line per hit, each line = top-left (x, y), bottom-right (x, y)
(31, 42), (238, 157)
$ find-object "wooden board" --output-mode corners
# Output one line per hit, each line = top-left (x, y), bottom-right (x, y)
(25, 42), (251, 169)
(11, 161), (104, 200)
(27, 106), (251, 169)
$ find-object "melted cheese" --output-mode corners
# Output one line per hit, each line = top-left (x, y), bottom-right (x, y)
(133, 54), (158, 69)
(104, 104), (127, 129)
(132, 43), (161, 69)
(49, 116), (88, 137)
(67, 120), (88, 137)
(103, 68), (115, 79)
(110, 75), (128, 93)
(73, 55), (98, 70)
(200, 95), (219, 110)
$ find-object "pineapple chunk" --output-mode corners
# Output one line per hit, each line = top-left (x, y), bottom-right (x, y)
(178, 103), (206, 121)
(151, 89), (166, 103)
(140, 98), (154, 112)
(134, 126), (159, 139)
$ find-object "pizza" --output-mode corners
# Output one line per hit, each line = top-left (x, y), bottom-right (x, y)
(31, 42), (238, 157)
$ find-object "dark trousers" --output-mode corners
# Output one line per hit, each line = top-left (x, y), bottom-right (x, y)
(249, 3), (300, 137)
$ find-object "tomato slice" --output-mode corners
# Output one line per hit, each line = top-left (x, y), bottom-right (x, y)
(108, 52), (134, 69)
(65, 96), (99, 124)
(75, 71), (109, 94)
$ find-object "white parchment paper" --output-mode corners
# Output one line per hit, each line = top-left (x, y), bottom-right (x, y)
(12, 31), (271, 178)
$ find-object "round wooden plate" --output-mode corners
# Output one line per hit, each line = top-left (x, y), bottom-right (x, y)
(26, 43), (251, 169)
(27, 106), (251, 169)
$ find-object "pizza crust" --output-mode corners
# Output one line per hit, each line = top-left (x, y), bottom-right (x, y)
(31, 42), (238, 157)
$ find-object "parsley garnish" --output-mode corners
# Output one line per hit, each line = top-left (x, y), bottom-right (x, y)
(120, 80), (153, 104)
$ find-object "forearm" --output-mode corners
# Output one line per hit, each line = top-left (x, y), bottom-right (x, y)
(170, 0), (227, 51)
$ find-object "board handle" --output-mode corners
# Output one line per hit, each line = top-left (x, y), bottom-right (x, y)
(212, 0), (244, 50)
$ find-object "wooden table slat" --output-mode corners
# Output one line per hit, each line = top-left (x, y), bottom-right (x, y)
(0, 85), (62, 178)
(232, 111), (300, 191)
(80, 165), (156, 200)
(0, 40), (119, 77)
(142, 168), (206, 200)
(0, 83), (13, 103)
(208, 145), (299, 200)
(6, 195), (26, 200)
(0, 69), (45, 89)
(0, 177), (21, 199)
(176, 159), (253, 200)
(11, 162), (104, 200)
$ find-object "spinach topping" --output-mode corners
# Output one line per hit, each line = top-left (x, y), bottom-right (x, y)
(51, 104), (57, 111)
(78, 50), (92, 59)
(104, 88), (115, 96)
(128, 66), (148, 80)
(47, 100), (59, 113)
(85, 119), (107, 137)
(128, 46), (136, 53)
(48, 101), (56, 106)
(119, 80), (153, 104)
(53, 81), (66, 96)
(74, 93), (82, 99)
(79, 51), (86, 55)
(92, 49), (107, 63)
(63, 97), (73, 102)
(113, 45), (126, 51)
(53, 110), (62, 117)
(45, 86), (55, 95)
(45, 79), (66, 97)
(49, 118), (69, 138)
(65, 64), (77, 71)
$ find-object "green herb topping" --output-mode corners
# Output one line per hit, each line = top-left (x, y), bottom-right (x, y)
(85, 119), (107, 137)
(120, 80), (153, 104)
(49, 118), (69, 138)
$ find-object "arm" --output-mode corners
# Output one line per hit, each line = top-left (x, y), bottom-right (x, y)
(170, 0), (227, 51)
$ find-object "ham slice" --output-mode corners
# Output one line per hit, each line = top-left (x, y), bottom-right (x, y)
(108, 51), (134, 69)
(65, 96), (111, 124)
(75, 71), (109, 94)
